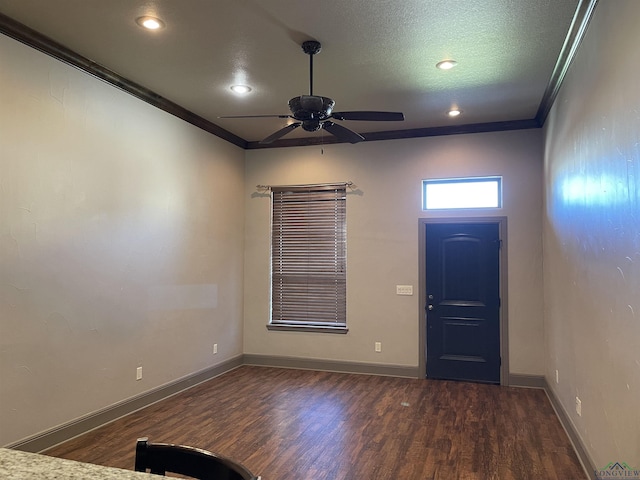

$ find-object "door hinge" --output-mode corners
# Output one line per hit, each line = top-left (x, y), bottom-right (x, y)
(498, 297), (501, 307)
(499, 357), (502, 366)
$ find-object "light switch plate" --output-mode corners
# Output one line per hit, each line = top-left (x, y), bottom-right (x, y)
(396, 285), (413, 295)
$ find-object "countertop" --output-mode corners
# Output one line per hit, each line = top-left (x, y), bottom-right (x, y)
(0, 448), (162, 479)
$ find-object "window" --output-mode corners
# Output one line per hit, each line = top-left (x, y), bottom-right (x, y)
(422, 176), (502, 210)
(268, 184), (347, 333)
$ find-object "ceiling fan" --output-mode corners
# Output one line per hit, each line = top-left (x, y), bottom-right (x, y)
(221, 40), (404, 144)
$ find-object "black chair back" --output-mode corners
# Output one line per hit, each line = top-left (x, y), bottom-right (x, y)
(135, 437), (258, 480)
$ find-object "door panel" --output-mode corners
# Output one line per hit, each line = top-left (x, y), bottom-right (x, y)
(426, 223), (500, 383)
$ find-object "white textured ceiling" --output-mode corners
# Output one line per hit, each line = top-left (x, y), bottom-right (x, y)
(0, 0), (580, 145)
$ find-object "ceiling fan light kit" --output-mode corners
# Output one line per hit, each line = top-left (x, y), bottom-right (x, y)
(221, 40), (404, 144)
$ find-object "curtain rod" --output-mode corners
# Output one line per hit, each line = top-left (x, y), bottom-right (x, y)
(256, 181), (353, 191)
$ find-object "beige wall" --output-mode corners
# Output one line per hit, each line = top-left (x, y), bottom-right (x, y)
(543, 0), (640, 468)
(244, 129), (544, 374)
(0, 35), (245, 446)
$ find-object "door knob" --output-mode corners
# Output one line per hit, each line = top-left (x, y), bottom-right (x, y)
(427, 305), (434, 311)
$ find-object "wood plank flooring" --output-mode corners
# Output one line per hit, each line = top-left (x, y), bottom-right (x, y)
(44, 366), (587, 479)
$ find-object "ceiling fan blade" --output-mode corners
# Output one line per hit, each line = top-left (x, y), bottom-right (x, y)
(331, 111), (405, 122)
(259, 123), (302, 144)
(218, 114), (291, 119)
(322, 121), (365, 144)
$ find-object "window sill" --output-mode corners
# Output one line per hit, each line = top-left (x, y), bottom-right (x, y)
(266, 324), (348, 334)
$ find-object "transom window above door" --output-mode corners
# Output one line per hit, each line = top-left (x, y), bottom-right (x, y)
(422, 177), (502, 210)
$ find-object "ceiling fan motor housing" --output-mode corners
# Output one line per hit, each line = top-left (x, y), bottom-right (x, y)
(288, 95), (335, 121)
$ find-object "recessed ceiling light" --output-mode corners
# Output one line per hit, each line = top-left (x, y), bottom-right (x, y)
(230, 85), (252, 94)
(136, 16), (165, 30)
(448, 108), (462, 117)
(436, 60), (458, 70)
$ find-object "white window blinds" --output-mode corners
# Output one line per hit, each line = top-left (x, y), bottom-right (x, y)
(270, 184), (347, 330)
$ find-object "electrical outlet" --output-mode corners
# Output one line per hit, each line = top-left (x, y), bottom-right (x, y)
(136, 366), (143, 381)
(213, 344), (218, 354)
(555, 369), (559, 384)
(375, 342), (382, 352)
(575, 396), (582, 416)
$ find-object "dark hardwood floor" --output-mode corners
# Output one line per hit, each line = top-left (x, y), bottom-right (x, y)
(44, 366), (587, 479)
